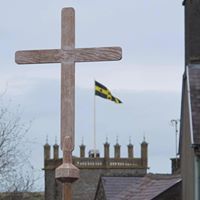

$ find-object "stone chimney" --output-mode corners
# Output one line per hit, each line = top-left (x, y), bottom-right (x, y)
(104, 138), (110, 159)
(183, 0), (200, 65)
(171, 157), (181, 174)
(141, 137), (148, 168)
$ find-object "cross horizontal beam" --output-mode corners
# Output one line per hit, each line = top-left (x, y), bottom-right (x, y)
(15, 47), (122, 64)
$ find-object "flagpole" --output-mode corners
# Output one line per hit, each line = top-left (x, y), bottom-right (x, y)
(94, 80), (96, 158)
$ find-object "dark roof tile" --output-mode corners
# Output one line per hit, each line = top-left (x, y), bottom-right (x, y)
(101, 174), (181, 200)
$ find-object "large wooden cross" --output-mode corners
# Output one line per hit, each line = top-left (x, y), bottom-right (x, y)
(15, 7), (122, 150)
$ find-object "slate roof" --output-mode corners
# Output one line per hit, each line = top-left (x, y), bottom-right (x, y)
(188, 65), (200, 144)
(99, 174), (181, 200)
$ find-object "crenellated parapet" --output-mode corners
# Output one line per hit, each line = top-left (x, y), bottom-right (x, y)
(43, 138), (148, 200)
(44, 138), (148, 170)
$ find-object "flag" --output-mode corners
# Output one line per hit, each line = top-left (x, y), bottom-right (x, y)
(95, 81), (122, 104)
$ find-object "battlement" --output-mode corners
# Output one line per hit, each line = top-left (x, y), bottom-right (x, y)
(44, 140), (148, 170)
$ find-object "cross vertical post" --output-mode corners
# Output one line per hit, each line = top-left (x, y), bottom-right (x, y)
(59, 8), (76, 200)
(61, 8), (75, 151)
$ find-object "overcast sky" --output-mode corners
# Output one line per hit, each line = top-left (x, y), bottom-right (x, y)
(0, 0), (184, 190)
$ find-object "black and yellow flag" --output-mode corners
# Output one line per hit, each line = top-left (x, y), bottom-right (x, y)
(95, 81), (122, 104)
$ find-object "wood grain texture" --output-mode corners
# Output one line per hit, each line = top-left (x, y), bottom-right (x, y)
(61, 62), (75, 150)
(15, 47), (122, 65)
(61, 7), (75, 151)
(74, 47), (122, 62)
(62, 183), (72, 200)
(15, 49), (62, 64)
(62, 7), (75, 50)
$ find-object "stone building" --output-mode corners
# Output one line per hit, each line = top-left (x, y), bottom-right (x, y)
(179, 0), (200, 200)
(43, 139), (148, 200)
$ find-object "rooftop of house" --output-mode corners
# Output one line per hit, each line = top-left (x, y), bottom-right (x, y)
(95, 174), (181, 200)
